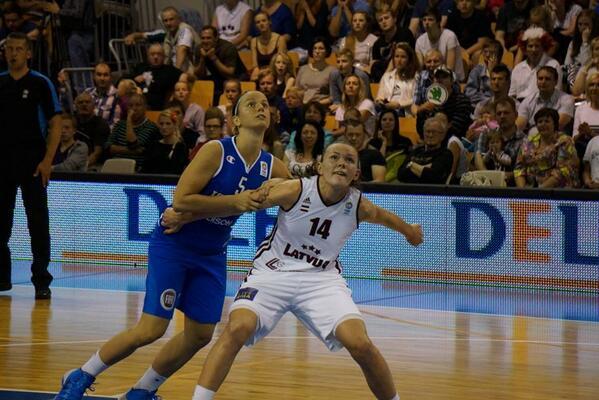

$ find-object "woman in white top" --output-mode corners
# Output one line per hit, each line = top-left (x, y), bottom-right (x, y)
(334, 74), (376, 137)
(564, 10), (599, 90)
(573, 73), (599, 157)
(283, 120), (325, 177)
(173, 81), (205, 144)
(337, 11), (378, 73)
(375, 42), (419, 117)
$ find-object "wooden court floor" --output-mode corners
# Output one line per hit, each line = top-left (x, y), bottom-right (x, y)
(1, 285), (598, 399)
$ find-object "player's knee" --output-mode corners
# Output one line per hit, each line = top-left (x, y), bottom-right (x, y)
(224, 318), (255, 346)
(345, 335), (375, 362)
(132, 324), (167, 346)
(184, 329), (214, 349)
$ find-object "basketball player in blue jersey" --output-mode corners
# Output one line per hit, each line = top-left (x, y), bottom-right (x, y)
(187, 143), (423, 400)
(54, 91), (290, 400)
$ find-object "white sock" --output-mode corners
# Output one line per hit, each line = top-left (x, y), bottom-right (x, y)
(133, 367), (168, 392)
(389, 395), (400, 400)
(192, 385), (215, 400)
(81, 351), (109, 376)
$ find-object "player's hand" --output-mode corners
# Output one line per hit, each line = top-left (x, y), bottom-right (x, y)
(405, 224), (423, 246)
(161, 207), (191, 234)
(236, 189), (266, 212)
(34, 160), (52, 187)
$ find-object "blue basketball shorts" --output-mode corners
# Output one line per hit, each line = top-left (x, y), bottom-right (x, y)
(142, 239), (227, 324)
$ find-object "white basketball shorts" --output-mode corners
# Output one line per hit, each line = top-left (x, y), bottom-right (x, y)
(230, 270), (363, 351)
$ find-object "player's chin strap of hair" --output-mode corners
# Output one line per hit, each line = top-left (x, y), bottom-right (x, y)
(233, 91), (251, 117)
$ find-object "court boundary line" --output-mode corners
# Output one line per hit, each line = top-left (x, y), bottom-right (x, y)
(0, 387), (118, 398)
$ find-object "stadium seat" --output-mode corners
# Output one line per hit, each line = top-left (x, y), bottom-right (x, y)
(190, 80), (214, 110)
(218, 81), (256, 105)
(325, 115), (337, 131)
(370, 83), (379, 99)
(101, 159), (136, 174)
(239, 50), (253, 71)
(398, 117), (420, 145)
(288, 51), (300, 72)
(145, 111), (160, 123)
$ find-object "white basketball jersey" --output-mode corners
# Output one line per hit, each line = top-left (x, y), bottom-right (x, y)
(253, 176), (362, 273)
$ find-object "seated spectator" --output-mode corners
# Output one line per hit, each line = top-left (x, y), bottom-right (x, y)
(572, 37), (599, 97)
(372, 109), (414, 181)
(582, 134), (599, 189)
(548, 0), (583, 63)
(328, 0), (371, 40)
(444, 111), (470, 184)
(295, 37), (335, 105)
(52, 114), (88, 172)
(83, 63), (121, 129)
(0, 2), (39, 42)
(514, 108), (580, 188)
(287, 100), (335, 150)
(284, 86), (304, 130)
(105, 94), (161, 171)
(217, 79), (241, 137)
(412, 48), (458, 114)
(329, 48), (371, 113)
(172, 80), (205, 147)
(142, 109), (189, 174)
(465, 102), (498, 151)
(294, 0), (331, 52)
(397, 114), (454, 184)
(446, 0), (492, 65)
(116, 79), (139, 121)
(474, 97), (525, 184)
(284, 120), (325, 177)
(74, 92), (110, 169)
(258, 68), (292, 133)
(495, 0), (535, 52)
(270, 52), (295, 97)
(509, 27), (561, 101)
(194, 25), (246, 106)
(337, 11), (378, 72)
(573, 72), (599, 159)
(564, 10), (599, 91)
(416, 65), (473, 140)
(415, 7), (465, 82)
(465, 40), (503, 107)
(372, 109), (413, 157)
(344, 115), (387, 182)
(512, 5), (558, 66)
(408, 0), (453, 37)
(373, 0), (414, 31)
(371, 4), (415, 82)
(189, 106), (226, 159)
(125, 6), (198, 73)
(250, 11), (287, 81)
(473, 64), (513, 119)
(212, 0), (252, 49)
(334, 74), (376, 137)
(516, 66), (574, 133)
(129, 43), (184, 111)
(252, 0), (295, 45)
(480, 129), (514, 172)
(375, 42), (419, 117)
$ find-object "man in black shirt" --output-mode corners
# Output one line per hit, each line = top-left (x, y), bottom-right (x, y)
(130, 43), (183, 111)
(345, 120), (386, 182)
(0, 33), (61, 299)
(74, 92), (111, 168)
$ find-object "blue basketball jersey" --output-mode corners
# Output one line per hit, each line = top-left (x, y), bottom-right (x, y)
(154, 136), (274, 252)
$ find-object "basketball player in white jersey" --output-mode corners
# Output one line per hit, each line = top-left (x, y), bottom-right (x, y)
(188, 142), (423, 400)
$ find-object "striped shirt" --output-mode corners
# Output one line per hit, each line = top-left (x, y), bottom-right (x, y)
(106, 118), (161, 170)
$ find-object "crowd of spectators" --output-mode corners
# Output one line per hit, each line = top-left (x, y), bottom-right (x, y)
(2, 0), (599, 188)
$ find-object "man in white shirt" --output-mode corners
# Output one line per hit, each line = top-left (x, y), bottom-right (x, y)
(516, 66), (574, 132)
(212, 0), (252, 49)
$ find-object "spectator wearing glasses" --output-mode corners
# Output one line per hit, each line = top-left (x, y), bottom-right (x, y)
(189, 107), (226, 160)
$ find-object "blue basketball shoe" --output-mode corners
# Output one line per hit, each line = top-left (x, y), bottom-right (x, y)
(54, 368), (95, 399)
(121, 388), (161, 399)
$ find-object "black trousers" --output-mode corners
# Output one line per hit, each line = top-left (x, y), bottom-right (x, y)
(0, 174), (53, 289)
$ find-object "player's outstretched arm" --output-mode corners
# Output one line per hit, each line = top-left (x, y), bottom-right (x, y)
(172, 141), (264, 217)
(258, 178), (302, 210)
(358, 196), (423, 246)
